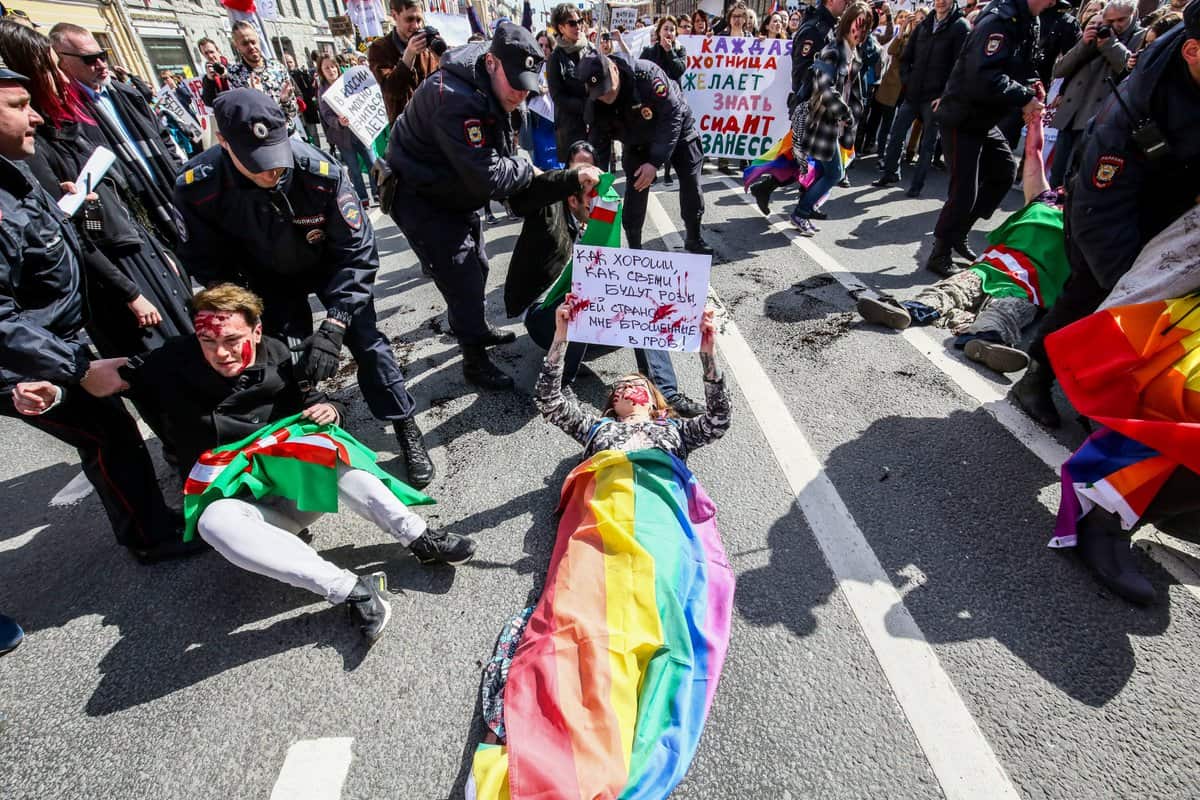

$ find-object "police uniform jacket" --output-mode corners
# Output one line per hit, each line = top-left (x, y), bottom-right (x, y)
(1069, 24), (1200, 289)
(124, 335), (343, 481)
(0, 156), (91, 393)
(586, 55), (698, 170)
(173, 139), (377, 325)
(790, 4), (838, 106)
(900, 6), (971, 104)
(386, 42), (533, 214)
(936, 0), (1040, 132)
(1035, 2), (1081, 87)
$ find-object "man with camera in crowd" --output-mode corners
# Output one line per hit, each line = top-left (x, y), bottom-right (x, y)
(368, 0), (442, 125)
(198, 37), (230, 108)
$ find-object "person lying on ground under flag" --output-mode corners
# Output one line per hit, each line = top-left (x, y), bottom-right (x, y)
(12, 284), (476, 642)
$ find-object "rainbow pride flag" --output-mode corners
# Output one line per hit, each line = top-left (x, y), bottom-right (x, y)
(467, 448), (734, 800)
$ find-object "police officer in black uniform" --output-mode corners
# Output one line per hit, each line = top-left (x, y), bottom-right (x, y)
(0, 59), (195, 562)
(1014, 3), (1200, 428)
(928, 0), (1054, 277)
(173, 89), (435, 489)
(386, 22), (544, 392)
(576, 49), (713, 254)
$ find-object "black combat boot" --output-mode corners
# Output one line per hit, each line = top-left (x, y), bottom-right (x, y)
(749, 174), (779, 215)
(952, 239), (979, 262)
(462, 345), (514, 390)
(683, 219), (714, 255)
(393, 417), (435, 489)
(925, 239), (960, 278)
(1011, 359), (1061, 428)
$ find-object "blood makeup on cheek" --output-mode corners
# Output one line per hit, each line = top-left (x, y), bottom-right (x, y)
(240, 339), (253, 370)
(619, 386), (651, 405)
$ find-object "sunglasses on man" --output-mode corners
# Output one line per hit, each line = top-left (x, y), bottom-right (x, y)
(60, 49), (108, 65)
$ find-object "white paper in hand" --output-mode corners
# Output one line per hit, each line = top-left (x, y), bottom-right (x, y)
(57, 146), (116, 217)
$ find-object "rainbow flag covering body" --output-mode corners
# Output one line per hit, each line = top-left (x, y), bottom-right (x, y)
(540, 172), (623, 309)
(467, 448), (734, 800)
(1046, 295), (1200, 543)
(181, 413), (432, 540)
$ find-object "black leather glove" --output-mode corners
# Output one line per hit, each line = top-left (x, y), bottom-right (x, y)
(298, 318), (346, 383)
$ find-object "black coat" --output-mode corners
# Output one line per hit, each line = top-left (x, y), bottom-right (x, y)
(900, 7), (971, 104)
(1035, 1), (1081, 87)
(790, 4), (838, 106)
(386, 43), (533, 213)
(504, 168), (584, 318)
(546, 44), (592, 154)
(124, 335), (342, 480)
(587, 55), (698, 169)
(935, 0), (1040, 131)
(639, 44), (688, 83)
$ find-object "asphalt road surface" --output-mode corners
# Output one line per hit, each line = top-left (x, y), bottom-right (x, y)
(3, 157), (1198, 800)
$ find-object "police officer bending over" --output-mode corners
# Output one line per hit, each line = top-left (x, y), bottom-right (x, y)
(386, 22), (544, 391)
(576, 48), (714, 255)
(928, 0), (1052, 277)
(172, 89), (435, 489)
(1014, 1), (1200, 428)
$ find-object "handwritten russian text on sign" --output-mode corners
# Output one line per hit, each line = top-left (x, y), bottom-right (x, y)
(610, 6), (638, 29)
(678, 35), (792, 160)
(320, 66), (387, 150)
(568, 246), (712, 352)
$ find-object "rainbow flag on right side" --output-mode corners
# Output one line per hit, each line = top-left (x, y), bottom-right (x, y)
(1045, 295), (1200, 543)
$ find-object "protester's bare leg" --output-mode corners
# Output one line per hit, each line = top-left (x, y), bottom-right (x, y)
(197, 498), (357, 603)
(335, 468), (428, 546)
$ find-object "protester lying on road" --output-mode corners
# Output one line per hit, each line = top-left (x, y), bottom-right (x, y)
(465, 301), (733, 799)
(855, 108), (1069, 374)
(13, 284), (476, 642)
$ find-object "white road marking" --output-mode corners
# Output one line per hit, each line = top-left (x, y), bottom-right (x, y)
(647, 196), (1023, 799)
(49, 471), (93, 506)
(0, 524), (49, 554)
(269, 737), (354, 800)
(710, 175), (1200, 604)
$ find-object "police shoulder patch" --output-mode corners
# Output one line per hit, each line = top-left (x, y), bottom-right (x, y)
(464, 118), (485, 148)
(652, 77), (669, 98)
(338, 192), (363, 230)
(1092, 155), (1124, 189)
(984, 32), (1005, 56)
(176, 163), (213, 188)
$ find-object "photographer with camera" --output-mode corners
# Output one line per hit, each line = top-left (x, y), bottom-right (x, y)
(1047, 0), (1143, 188)
(1013, 0), (1200, 428)
(368, 0), (442, 124)
(198, 37), (230, 107)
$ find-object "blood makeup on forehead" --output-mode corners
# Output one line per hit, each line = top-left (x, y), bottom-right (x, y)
(193, 310), (236, 338)
(616, 384), (651, 406)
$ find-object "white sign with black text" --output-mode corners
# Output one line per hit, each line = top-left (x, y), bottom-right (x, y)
(319, 66), (388, 150)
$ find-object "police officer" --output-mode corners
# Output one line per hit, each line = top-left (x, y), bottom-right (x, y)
(577, 48), (713, 254)
(0, 59), (196, 563)
(928, 0), (1054, 277)
(386, 22), (544, 391)
(1014, 2), (1200, 428)
(173, 89), (435, 489)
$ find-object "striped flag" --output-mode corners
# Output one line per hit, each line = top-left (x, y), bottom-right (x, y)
(539, 171), (623, 308)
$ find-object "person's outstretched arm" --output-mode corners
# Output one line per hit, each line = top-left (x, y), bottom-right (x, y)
(679, 308), (732, 452)
(534, 296), (601, 446)
(1023, 85), (1052, 203)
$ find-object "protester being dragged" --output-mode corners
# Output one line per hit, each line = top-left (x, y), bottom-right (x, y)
(857, 107), (1069, 374)
(387, 23), (544, 392)
(197, 37), (231, 107)
(926, 0), (1051, 277)
(50, 23), (184, 249)
(1048, 0), (1144, 189)
(226, 21), (299, 131)
(508, 141), (708, 416)
(873, 0), (968, 197)
(547, 3), (592, 162)
(174, 89), (435, 488)
(18, 285), (476, 640)
(368, 0), (440, 124)
(1040, 204), (1200, 605)
(316, 55), (377, 207)
(639, 16), (687, 186)
(788, 3), (872, 236)
(0, 58), (197, 563)
(578, 46), (714, 254)
(1013, 1), (1200, 428)
(466, 300), (732, 800)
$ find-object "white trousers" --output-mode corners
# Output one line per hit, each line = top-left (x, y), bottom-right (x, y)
(197, 467), (428, 604)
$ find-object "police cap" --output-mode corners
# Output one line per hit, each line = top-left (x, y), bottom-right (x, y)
(490, 21), (543, 93)
(576, 49), (613, 100)
(213, 88), (292, 173)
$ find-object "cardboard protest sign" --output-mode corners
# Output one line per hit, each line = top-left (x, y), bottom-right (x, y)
(678, 35), (792, 160)
(320, 66), (388, 150)
(568, 246), (712, 352)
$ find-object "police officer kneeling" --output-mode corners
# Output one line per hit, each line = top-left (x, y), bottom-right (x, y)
(386, 22), (545, 391)
(172, 89), (435, 489)
(576, 48), (713, 255)
(928, 0), (1052, 277)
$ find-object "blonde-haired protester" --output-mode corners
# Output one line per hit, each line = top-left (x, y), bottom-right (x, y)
(18, 285), (478, 643)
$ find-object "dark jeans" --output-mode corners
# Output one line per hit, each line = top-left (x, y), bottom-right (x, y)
(794, 154), (845, 216)
(934, 125), (1019, 242)
(523, 300), (680, 399)
(0, 387), (180, 549)
(882, 99), (938, 190)
(341, 137), (378, 204)
(622, 137), (704, 247)
(857, 98), (895, 153)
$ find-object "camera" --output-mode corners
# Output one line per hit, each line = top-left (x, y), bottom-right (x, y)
(421, 26), (448, 57)
(209, 62), (226, 76)
(1096, 23), (1112, 39)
